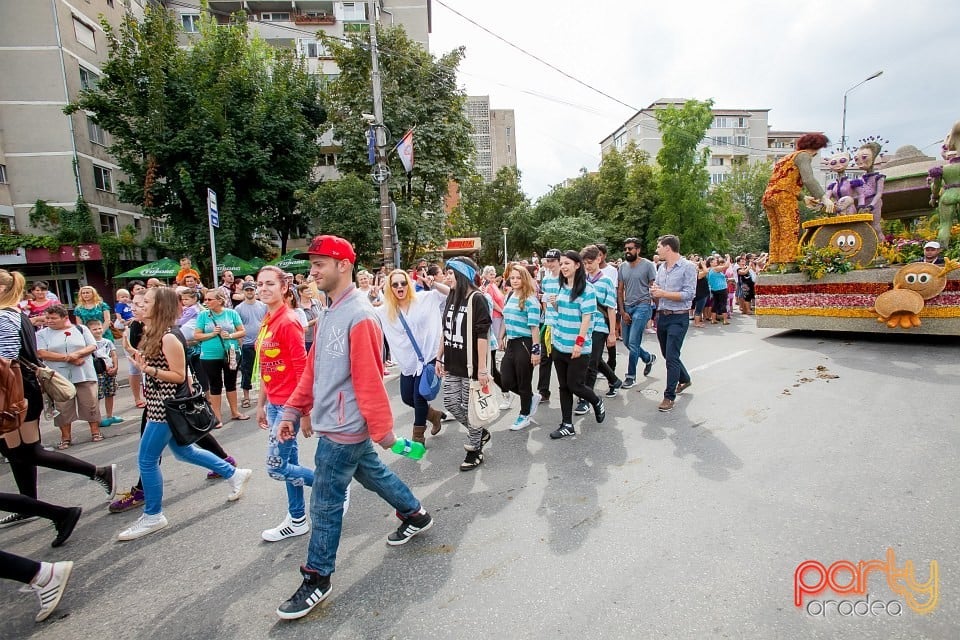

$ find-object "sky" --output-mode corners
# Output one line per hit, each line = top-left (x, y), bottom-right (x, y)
(428, 0), (960, 200)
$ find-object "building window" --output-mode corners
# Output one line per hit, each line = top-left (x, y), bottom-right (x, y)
(107, 0), (114, 7)
(0, 216), (13, 233)
(260, 12), (291, 21)
(151, 217), (170, 242)
(735, 117), (747, 128)
(133, 217), (142, 232)
(73, 17), (96, 51)
(713, 116), (728, 129)
(88, 117), (107, 146)
(318, 153), (337, 166)
(0, 164), (7, 184)
(710, 157), (725, 166)
(181, 13), (200, 32)
(79, 66), (99, 91)
(341, 2), (367, 21)
(735, 135), (748, 147)
(94, 165), (113, 192)
(713, 136), (731, 147)
(710, 173), (728, 185)
(100, 213), (119, 235)
(299, 39), (328, 58)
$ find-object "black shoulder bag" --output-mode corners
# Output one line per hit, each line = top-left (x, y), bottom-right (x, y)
(162, 330), (217, 446)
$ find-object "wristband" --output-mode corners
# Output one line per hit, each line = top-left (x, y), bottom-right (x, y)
(531, 344), (541, 355)
(575, 335), (586, 346)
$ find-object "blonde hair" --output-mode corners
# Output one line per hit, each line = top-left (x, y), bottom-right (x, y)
(383, 268), (415, 323)
(78, 285), (103, 305)
(508, 263), (537, 311)
(0, 269), (26, 309)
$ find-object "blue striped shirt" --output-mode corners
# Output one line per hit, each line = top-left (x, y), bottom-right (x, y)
(587, 272), (616, 335)
(655, 257), (697, 312)
(552, 282), (597, 353)
(503, 291), (541, 339)
(541, 274), (560, 327)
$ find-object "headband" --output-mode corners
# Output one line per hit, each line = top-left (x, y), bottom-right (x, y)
(446, 259), (476, 283)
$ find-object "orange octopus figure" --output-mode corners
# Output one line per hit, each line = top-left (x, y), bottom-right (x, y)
(762, 133), (830, 268)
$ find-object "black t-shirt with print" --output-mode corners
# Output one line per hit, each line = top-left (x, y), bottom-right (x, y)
(443, 293), (491, 380)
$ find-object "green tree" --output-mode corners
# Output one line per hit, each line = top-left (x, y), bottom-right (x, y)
(298, 175), (379, 264)
(651, 99), (728, 254)
(713, 159), (774, 254)
(596, 142), (659, 251)
(535, 216), (605, 252)
(451, 166), (528, 265)
(321, 25), (474, 260)
(66, 7), (326, 263)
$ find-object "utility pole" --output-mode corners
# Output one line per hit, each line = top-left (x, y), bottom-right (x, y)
(368, 0), (398, 269)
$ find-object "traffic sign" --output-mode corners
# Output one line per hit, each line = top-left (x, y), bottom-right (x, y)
(208, 188), (219, 229)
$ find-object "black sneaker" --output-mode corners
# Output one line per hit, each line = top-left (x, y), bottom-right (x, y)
(643, 354), (657, 377)
(621, 377), (636, 389)
(276, 566), (331, 620)
(387, 510), (434, 544)
(480, 428), (491, 449)
(593, 399), (606, 423)
(93, 464), (118, 501)
(605, 379), (623, 398)
(549, 423), (576, 439)
(574, 400), (590, 415)
(0, 512), (38, 529)
(459, 450), (483, 472)
(52, 507), (82, 548)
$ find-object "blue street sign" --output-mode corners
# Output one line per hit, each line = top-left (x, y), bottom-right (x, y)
(208, 188), (219, 229)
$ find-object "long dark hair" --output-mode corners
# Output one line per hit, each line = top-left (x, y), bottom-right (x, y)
(559, 250), (586, 301)
(444, 256), (480, 318)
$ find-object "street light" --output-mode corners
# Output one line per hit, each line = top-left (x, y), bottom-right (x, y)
(502, 226), (509, 272)
(841, 70), (883, 150)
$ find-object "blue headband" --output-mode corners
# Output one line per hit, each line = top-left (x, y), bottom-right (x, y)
(446, 259), (476, 283)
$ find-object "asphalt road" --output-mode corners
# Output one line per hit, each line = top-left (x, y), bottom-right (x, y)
(2, 315), (958, 639)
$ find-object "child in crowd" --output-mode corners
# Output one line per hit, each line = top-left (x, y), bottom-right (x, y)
(88, 320), (123, 427)
(113, 288), (133, 333)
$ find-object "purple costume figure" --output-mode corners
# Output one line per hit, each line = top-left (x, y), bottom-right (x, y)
(854, 139), (886, 235)
(823, 150), (861, 215)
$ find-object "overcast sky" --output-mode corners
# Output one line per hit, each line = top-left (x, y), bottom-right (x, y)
(428, 0), (960, 200)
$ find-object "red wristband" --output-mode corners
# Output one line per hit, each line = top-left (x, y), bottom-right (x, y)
(575, 335), (585, 346)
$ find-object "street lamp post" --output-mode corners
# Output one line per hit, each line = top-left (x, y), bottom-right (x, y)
(841, 70), (883, 150)
(502, 226), (509, 272)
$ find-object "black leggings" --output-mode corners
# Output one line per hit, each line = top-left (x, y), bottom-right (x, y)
(1, 550), (40, 584)
(553, 350), (599, 423)
(585, 331), (618, 390)
(0, 440), (96, 501)
(201, 358), (238, 395)
(500, 337), (535, 415)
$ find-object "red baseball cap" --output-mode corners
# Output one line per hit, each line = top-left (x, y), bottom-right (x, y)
(296, 235), (356, 264)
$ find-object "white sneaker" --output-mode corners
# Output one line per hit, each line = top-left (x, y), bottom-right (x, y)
(499, 391), (514, 411)
(118, 513), (169, 541)
(510, 414), (531, 431)
(529, 393), (541, 417)
(343, 484), (351, 515)
(261, 514), (310, 542)
(227, 468), (253, 502)
(25, 561), (73, 622)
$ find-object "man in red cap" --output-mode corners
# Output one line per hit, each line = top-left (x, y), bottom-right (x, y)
(274, 235), (433, 620)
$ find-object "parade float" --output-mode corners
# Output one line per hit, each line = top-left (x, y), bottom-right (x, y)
(755, 126), (960, 336)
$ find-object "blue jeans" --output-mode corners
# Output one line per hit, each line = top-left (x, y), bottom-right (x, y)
(655, 313), (691, 401)
(399, 373), (429, 426)
(265, 402), (315, 520)
(139, 420), (236, 516)
(306, 436), (421, 575)
(623, 303), (654, 379)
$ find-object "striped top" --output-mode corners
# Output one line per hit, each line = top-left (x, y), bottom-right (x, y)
(0, 308), (22, 359)
(541, 274), (560, 327)
(502, 291), (541, 339)
(552, 282), (597, 354)
(587, 272), (616, 335)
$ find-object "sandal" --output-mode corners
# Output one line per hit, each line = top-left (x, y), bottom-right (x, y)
(57, 440), (71, 450)
(230, 414), (250, 421)
(241, 399), (251, 409)
(92, 433), (105, 442)
(213, 422), (223, 430)
(135, 401), (147, 408)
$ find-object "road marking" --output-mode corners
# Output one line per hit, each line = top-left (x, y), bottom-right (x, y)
(689, 349), (752, 373)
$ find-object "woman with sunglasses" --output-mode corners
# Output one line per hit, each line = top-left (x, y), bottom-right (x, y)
(375, 269), (450, 447)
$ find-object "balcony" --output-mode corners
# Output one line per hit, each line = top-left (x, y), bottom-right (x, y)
(295, 12), (336, 25)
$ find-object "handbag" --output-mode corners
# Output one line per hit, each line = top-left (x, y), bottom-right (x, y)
(18, 359), (77, 403)
(396, 311), (440, 400)
(161, 338), (217, 446)
(465, 292), (501, 427)
(93, 356), (108, 375)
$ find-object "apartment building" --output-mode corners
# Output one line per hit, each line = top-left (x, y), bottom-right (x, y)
(600, 98), (826, 188)
(0, 0), (151, 302)
(465, 96), (517, 183)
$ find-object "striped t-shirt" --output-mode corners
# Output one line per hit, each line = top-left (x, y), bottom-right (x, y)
(552, 282), (597, 354)
(587, 272), (616, 335)
(502, 292), (541, 339)
(541, 274), (560, 327)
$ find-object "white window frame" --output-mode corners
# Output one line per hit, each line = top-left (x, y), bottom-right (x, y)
(260, 12), (291, 21)
(88, 116), (107, 146)
(73, 17), (96, 51)
(0, 216), (13, 233)
(94, 165), (113, 192)
(0, 164), (7, 184)
(99, 212), (119, 236)
(340, 2), (366, 21)
(181, 13), (201, 32)
(151, 217), (170, 242)
(298, 38), (327, 58)
(735, 135), (748, 147)
(79, 66), (99, 91)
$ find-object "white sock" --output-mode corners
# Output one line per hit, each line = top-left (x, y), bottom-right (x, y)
(32, 562), (53, 587)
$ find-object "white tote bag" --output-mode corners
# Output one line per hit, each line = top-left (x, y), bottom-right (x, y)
(465, 292), (501, 427)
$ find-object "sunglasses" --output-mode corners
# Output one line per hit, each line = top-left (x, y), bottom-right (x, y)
(204, 298), (218, 302)
(391, 282), (407, 289)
